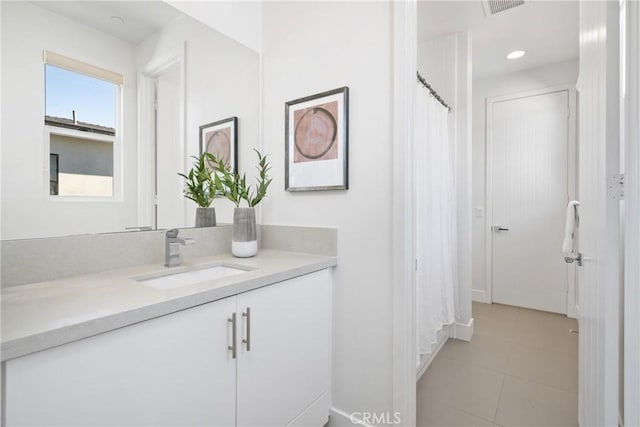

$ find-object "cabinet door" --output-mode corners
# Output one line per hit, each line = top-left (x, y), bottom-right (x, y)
(236, 269), (331, 426)
(5, 296), (237, 426)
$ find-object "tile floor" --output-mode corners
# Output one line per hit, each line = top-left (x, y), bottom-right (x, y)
(417, 302), (578, 427)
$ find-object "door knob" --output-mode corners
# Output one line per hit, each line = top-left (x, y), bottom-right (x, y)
(564, 252), (583, 266)
(492, 226), (510, 232)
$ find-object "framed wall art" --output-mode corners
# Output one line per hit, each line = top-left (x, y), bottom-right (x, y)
(285, 87), (349, 191)
(199, 116), (238, 173)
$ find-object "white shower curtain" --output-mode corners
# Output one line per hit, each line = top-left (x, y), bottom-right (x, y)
(415, 82), (458, 359)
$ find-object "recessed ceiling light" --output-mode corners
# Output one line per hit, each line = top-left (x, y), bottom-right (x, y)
(110, 15), (125, 25)
(507, 50), (526, 59)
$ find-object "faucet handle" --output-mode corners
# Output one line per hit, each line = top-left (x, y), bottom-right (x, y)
(166, 229), (179, 238)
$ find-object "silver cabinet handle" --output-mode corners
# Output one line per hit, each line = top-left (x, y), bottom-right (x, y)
(242, 307), (251, 351)
(228, 313), (237, 359)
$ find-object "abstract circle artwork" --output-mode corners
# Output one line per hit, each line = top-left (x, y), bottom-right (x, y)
(204, 128), (231, 170)
(293, 101), (339, 163)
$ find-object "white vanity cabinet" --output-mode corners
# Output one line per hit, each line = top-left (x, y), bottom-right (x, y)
(4, 269), (332, 427)
(236, 269), (331, 427)
(4, 296), (239, 426)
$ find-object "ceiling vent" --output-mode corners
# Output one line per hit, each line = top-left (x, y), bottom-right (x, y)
(482, 0), (526, 16)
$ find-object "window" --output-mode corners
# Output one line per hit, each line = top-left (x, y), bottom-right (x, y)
(44, 52), (122, 198)
(49, 154), (59, 196)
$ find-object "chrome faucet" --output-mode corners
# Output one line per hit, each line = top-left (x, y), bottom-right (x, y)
(165, 229), (195, 267)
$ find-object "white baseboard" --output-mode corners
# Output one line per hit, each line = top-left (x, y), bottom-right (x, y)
(416, 327), (449, 380)
(287, 392), (329, 426)
(452, 318), (474, 342)
(328, 407), (373, 427)
(472, 289), (491, 303)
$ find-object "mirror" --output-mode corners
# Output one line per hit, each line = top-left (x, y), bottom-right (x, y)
(1, 1), (260, 240)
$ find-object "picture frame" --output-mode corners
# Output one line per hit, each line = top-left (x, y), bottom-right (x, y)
(199, 116), (238, 173)
(285, 87), (349, 191)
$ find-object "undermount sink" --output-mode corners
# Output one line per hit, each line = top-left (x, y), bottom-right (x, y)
(136, 264), (249, 290)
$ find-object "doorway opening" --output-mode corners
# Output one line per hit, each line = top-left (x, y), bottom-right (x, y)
(154, 62), (184, 229)
(138, 53), (186, 230)
(415, 1), (580, 425)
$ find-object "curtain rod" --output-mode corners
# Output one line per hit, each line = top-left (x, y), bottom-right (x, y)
(416, 72), (451, 112)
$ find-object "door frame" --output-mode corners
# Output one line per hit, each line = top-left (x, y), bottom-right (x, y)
(624, 0), (640, 424)
(391, 1), (417, 425)
(484, 84), (578, 317)
(137, 45), (186, 229)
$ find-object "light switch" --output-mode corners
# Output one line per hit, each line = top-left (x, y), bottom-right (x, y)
(474, 207), (484, 218)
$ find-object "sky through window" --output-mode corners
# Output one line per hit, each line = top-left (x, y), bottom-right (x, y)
(45, 64), (117, 129)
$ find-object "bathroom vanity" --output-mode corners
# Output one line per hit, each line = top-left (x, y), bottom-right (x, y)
(1, 0), (337, 424)
(1, 246), (336, 426)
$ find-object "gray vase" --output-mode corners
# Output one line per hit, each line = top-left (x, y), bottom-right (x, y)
(232, 207), (257, 257)
(195, 207), (217, 227)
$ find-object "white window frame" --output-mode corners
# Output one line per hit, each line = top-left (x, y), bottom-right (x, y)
(43, 58), (124, 202)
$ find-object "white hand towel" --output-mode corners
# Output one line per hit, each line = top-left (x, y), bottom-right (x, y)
(562, 200), (580, 254)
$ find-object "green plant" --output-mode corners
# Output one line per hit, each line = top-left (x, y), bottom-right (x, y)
(208, 149), (272, 208)
(248, 150), (272, 207)
(178, 153), (218, 208)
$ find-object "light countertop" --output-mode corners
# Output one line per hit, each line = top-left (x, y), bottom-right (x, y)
(1, 250), (336, 362)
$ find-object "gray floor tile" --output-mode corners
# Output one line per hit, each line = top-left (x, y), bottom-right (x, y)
(417, 398), (494, 427)
(438, 334), (513, 373)
(418, 303), (578, 426)
(494, 375), (578, 426)
(417, 356), (504, 422)
(513, 308), (578, 353)
(473, 303), (519, 340)
(506, 341), (578, 393)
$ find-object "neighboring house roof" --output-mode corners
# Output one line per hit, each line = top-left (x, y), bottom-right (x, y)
(45, 115), (115, 136)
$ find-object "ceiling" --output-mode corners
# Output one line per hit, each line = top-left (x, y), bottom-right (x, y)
(417, 0), (579, 80)
(32, 1), (182, 45)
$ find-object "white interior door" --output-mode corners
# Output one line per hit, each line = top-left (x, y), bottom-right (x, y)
(577, 1), (621, 425)
(490, 90), (569, 314)
(155, 64), (184, 229)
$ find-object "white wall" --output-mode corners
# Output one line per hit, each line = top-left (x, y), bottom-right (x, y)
(417, 33), (474, 334)
(261, 1), (395, 422)
(136, 13), (260, 227)
(1, 1), (138, 240)
(166, 1), (262, 53)
(471, 59), (579, 301)
(456, 33), (473, 332)
(418, 35), (457, 152)
(418, 35), (456, 110)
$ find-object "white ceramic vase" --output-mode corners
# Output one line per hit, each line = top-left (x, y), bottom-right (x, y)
(232, 207), (257, 257)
